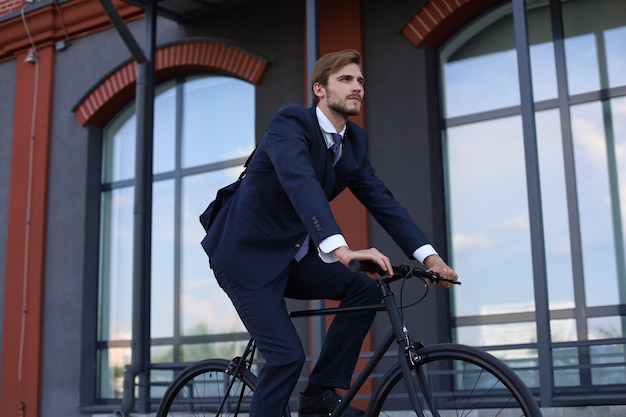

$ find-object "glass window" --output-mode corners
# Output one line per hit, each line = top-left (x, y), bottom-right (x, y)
(588, 316), (624, 340)
(151, 179), (175, 339)
(440, 1), (560, 119)
(562, 0), (626, 93)
(564, 33), (601, 95)
(456, 322), (537, 347)
(102, 107), (136, 182)
(98, 186), (134, 341)
(446, 116), (535, 317)
(570, 101), (621, 307)
(439, 0), (626, 402)
(182, 76), (255, 168)
(590, 343), (626, 384)
(180, 169), (247, 336)
(441, 47), (520, 118)
(536, 109), (575, 310)
(154, 80), (177, 174)
(551, 319), (577, 342)
(605, 26), (626, 88)
(98, 74), (254, 400)
(552, 347), (580, 387)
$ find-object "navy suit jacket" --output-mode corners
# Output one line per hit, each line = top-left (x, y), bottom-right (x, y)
(202, 104), (430, 289)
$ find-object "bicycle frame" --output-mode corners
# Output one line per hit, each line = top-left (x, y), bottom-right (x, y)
(157, 265), (543, 417)
(291, 276), (428, 417)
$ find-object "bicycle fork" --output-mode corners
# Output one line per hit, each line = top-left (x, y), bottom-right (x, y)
(380, 280), (436, 417)
(405, 339), (444, 417)
(394, 328), (430, 417)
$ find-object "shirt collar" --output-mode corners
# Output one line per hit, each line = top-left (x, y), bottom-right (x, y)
(316, 106), (346, 148)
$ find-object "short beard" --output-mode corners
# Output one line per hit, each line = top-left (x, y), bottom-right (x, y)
(326, 96), (360, 117)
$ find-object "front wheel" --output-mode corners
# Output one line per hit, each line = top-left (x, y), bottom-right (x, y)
(367, 343), (542, 417)
(156, 358), (257, 417)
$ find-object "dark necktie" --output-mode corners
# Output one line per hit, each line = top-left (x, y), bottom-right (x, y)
(330, 133), (343, 166)
(294, 133), (343, 262)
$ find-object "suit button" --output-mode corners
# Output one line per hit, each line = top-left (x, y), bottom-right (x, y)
(294, 243), (301, 250)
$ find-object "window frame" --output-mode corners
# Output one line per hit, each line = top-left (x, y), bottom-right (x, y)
(93, 73), (255, 408)
(439, 0), (626, 407)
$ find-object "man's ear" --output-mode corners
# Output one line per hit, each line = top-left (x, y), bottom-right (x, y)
(313, 82), (325, 99)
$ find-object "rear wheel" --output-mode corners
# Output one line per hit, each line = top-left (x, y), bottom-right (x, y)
(156, 358), (257, 417)
(368, 343), (542, 417)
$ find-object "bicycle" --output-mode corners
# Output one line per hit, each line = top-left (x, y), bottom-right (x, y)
(156, 261), (543, 417)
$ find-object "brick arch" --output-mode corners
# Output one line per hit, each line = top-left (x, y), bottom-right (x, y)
(402, 0), (501, 48)
(73, 41), (269, 126)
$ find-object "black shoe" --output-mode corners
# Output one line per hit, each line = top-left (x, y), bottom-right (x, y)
(298, 389), (364, 417)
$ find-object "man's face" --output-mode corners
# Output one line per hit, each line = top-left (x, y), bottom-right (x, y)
(319, 63), (364, 117)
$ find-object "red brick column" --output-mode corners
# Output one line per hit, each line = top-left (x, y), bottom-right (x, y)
(1, 44), (55, 417)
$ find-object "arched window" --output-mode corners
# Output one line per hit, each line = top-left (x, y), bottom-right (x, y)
(97, 75), (254, 399)
(440, 0), (625, 401)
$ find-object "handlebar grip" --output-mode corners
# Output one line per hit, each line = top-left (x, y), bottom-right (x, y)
(349, 261), (409, 278)
(348, 260), (384, 273)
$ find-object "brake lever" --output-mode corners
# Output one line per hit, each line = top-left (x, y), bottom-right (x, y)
(423, 269), (461, 285)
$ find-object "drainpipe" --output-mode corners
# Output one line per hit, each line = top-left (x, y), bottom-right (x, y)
(97, 1), (156, 416)
(304, 0), (326, 364)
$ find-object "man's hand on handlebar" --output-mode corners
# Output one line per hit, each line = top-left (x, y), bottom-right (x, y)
(333, 246), (392, 279)
(423, 254), (458, 288)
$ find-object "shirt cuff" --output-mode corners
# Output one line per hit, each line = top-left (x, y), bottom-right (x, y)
(317, 234), (348, 263)
(413, 244), (438, 264)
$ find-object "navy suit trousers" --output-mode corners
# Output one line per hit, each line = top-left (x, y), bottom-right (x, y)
(213, 249), (380, 417)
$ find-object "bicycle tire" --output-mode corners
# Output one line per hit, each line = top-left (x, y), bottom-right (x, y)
(367, 343), (542, 417)
(156, 358), (258, 417)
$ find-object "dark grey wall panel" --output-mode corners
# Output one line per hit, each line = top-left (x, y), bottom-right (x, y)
(40, 20), (142, 417)
(362, 0), (452, 346)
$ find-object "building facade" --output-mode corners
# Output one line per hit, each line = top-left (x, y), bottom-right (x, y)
(0, 0), (625, 415)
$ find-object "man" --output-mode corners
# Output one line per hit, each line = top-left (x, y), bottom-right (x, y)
(201, 49), (458, 417)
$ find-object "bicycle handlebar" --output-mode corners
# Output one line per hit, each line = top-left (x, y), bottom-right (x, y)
(348, 260), (461, 286)
(290, 260), (459, 319)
